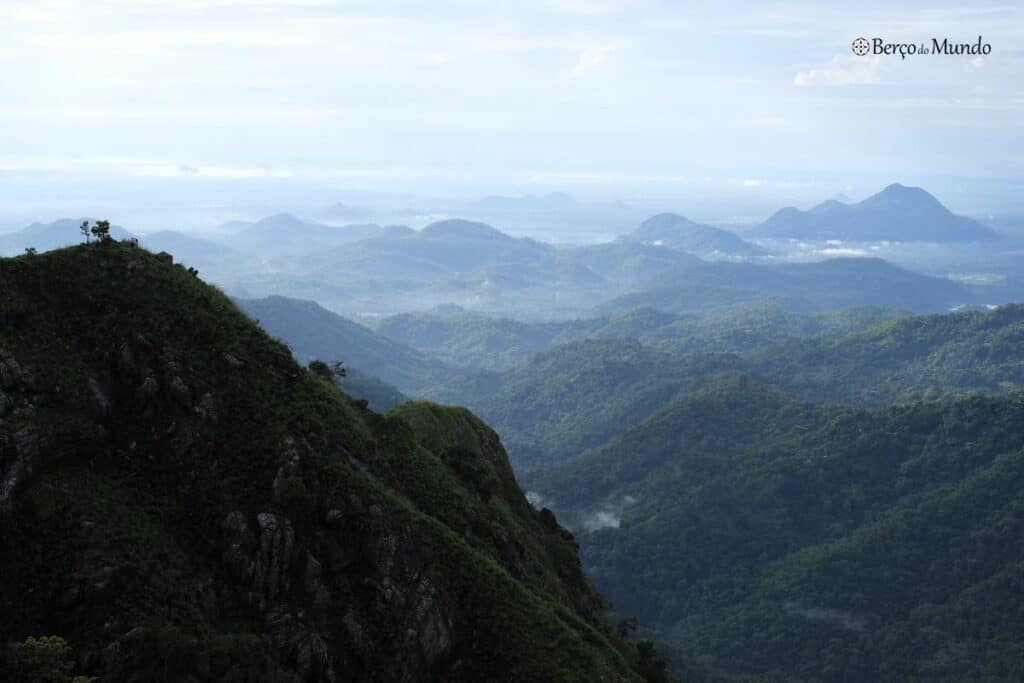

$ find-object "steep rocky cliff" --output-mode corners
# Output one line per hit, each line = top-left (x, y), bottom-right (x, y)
(0, 243), (644, 682)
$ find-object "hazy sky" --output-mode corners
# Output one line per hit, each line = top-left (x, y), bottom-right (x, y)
(1, 0), (1022, 217)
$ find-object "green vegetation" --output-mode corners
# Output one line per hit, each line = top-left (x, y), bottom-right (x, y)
(526, 380), (1024, 681)
(371, 304), (902, 372)
(0, 241), (662, 682)
(431, 304), (1024, 471)
(3, 636), (95, 683)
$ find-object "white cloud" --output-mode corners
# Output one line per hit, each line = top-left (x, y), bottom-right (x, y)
(794, 55), (883, 87)
(568, 43), (617, 78)
(582, 510), (620, 531)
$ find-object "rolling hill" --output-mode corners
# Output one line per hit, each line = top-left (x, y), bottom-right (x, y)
(524, 381), (1024, 681)
(429, 303), (1024, 471)
(620, 213), (766, 259)
(600, 257), (972, 315)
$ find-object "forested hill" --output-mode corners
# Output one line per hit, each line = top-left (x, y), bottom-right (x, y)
(0, 242), (665, 683)
(525, 379), (1024, 681)
(430, 304), (1024, 471)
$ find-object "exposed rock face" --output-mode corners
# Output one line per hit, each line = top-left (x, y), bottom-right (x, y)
(0, 433), (33, 521)
(255, 512), (295, 603)
(88, 378), (112, 419)
(264, 606), (336, 683)
(0, 349), (37, 526)
(0, 348), (27, 390)
(411, 577), (453, 670)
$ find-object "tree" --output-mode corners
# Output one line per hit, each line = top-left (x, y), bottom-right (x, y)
(80, 221), (91, 244)
(2, 635), (97, 683)
(308, 360), (333, 381)
(633, 640), (672, 683)
(90, 220), (112, 243)
(309, 360), (347, 382)
(616, 616), (639, 640)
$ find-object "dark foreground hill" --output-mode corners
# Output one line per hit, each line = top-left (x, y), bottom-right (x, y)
(0, 243), (660, 682)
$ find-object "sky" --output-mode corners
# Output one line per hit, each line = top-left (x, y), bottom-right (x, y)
(0, 0), (1022, 224)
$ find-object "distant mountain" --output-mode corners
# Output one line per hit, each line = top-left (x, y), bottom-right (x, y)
(601, 256), (972, 315)
(341, 366), (409, 412)
(235, 295), (453, 391)
(318, 202), (374, 221)
(621, 213), (766, 259)
(0, 218), (133, 256)
(229, 218), (623, 318)
(305, 219), (556, 282)
(228, 213), (977, 320)
(560, 241), (698, 288)
(419, 218), (517, 242)
(758, 183), (998, 241)
(140, 230), (244, 270)
(219, 213), (385, 254)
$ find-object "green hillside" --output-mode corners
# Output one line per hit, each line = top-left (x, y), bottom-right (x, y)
(431, 304), (1024, 472)
(526, 381), (1024, 681)
(376, 304), (902, 373)
(0, 242), (661, 682)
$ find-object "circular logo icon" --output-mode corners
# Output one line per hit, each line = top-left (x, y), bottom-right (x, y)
(852, 37), (870, 56)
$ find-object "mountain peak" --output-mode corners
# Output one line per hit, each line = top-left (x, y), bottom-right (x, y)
(639, 212), (699, 229)
(420, 218), (512, 241)
(626, 213), (764, 258)
(759, 183), (995, 242)
(254, 212), (306, 228)
(861, 183), (945, 212)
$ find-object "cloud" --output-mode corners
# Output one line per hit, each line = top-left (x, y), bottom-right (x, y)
(794, 55), (883, 87)
(568, 43), (617, 78)
(525, 491), (549, 509)
(582, 510), (620, 531)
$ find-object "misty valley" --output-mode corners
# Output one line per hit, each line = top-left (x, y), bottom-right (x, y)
(3, 180), (1024, 682)
(4, 0), (1023, 679)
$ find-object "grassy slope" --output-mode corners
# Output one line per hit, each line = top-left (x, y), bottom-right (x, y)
(0, 243), (641, 682)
